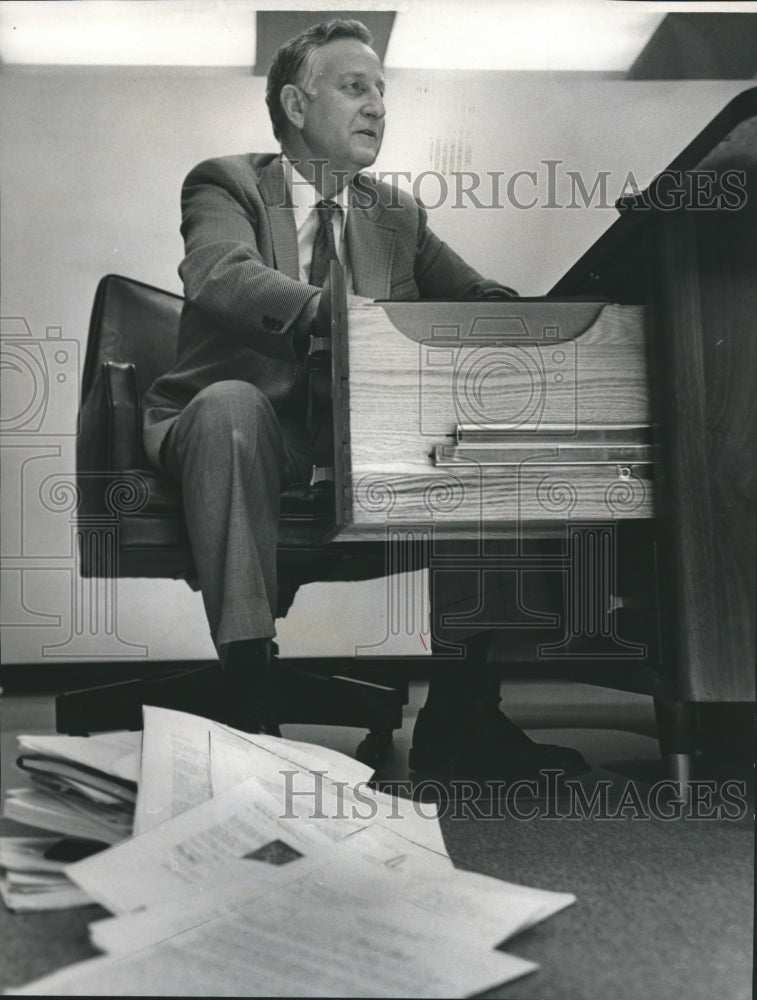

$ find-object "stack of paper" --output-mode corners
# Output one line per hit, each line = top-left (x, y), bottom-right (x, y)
(1, 731), (141, 910)
(9, 707), (577, 997)
(0, 838), (95, 910)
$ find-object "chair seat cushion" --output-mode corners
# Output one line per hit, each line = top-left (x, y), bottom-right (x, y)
(118, 469), (334, 522)
(85, 467), (395, 586)
(131, 469), (183, 512)
(110, 469), (340, 559)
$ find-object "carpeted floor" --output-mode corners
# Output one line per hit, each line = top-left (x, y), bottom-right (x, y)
(0, 681), (753, 999)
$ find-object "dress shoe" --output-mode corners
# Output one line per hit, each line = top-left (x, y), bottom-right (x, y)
(409, 699), (589, 780)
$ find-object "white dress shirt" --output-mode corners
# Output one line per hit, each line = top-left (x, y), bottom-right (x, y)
(281, 154), (354, 292)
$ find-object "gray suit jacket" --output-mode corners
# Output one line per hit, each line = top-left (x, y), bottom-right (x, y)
(143, 153), (505, 465)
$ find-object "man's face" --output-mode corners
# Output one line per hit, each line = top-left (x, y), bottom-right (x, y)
(297, 37), (385, 175)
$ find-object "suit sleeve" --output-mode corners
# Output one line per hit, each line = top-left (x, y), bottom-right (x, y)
(413, 201), (518, 300)
(178, 158), (318, 364)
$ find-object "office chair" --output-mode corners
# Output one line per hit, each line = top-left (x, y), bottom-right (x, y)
(59, 269), (413, 768)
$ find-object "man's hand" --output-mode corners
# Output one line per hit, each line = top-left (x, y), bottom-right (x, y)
(294, 292), (376, 362)
(292, 294), (320, 362)
(469, 283), (519, 300)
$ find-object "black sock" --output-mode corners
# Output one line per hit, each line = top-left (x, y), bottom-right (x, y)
(221, 638), (272, 705)
(423, 632), (500, 716)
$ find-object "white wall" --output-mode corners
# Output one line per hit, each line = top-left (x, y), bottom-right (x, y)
(0, 65), (752, 664)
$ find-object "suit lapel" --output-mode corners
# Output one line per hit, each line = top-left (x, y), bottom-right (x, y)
(257, 158), (300, 281)
(257, 160), (397, 294)
(346, 194), (396, 299)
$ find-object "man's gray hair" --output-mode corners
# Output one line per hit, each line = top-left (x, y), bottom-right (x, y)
(265, 19), (374, 141)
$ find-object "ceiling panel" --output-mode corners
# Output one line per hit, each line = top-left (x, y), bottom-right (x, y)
(628, 13), (757, 79)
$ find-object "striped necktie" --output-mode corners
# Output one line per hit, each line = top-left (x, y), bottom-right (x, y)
(308, 199), (340, 287)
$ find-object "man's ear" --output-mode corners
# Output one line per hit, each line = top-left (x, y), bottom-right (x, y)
(280, 84), (307, 130)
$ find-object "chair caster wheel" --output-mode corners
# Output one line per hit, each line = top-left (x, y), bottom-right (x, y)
(355, 729), (393, 771)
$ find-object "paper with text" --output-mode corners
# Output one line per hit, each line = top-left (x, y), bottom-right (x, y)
(134, 706), (373, 835)
(67, 773), (338, 914)
(17, 861), (538, 997)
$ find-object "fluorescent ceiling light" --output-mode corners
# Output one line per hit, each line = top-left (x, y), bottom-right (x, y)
(2, 0), (756, 70)
(0, 1), (257, 66)
(384, 1), (664, 72)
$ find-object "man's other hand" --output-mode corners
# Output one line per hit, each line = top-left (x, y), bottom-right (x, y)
(346, 293), (376, 308)
(472, 283), (519, 300)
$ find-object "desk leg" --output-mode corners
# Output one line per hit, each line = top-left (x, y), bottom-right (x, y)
(356, 729), (394, 771)
(654, 698), (696, 784)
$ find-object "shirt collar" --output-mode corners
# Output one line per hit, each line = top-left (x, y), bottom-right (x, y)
(280, 153), (350, 233)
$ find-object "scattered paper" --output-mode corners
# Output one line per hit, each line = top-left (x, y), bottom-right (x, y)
(15, 867), (538, 997)
(4, 708), (576, 996)
(66, 773), (339, 914)
(134, 706), (373, 835)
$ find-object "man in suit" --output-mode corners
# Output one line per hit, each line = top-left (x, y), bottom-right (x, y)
(143, 18), (587, 778)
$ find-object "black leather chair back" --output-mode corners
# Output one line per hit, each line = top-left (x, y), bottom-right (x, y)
(82, 275), (183, 404)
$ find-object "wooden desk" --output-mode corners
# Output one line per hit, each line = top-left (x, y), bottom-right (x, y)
(318, 90), (757, 770)
(333, 300), (651, 534)
(552, 87), (757, 704)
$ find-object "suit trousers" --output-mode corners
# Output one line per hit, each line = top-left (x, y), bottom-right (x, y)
(152, 381), (554, 660)
(158, 380), (313, 650)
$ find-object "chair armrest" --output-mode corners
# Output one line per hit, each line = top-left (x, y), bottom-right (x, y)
(77, 361), (142, 474)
